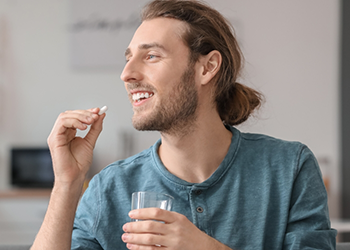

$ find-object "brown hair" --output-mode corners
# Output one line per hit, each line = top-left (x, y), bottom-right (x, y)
(142, 0), (263, 126)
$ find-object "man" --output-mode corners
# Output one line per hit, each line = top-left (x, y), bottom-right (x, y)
(31, 0), (337, 249)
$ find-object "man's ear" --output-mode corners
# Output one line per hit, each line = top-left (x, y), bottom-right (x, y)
(199, 50), (222, 86)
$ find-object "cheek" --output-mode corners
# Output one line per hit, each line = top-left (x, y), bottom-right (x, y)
(147, 61), (189, 91)
(147, 69), (173, 90)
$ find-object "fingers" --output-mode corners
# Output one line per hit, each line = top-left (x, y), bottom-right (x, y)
(58, 108), (105, 131)
(85, 112), (105, 147)
(123, 220), (166, 235)
(48, 108), (106, 147)
(122, 232), (166, 249)
(55, 110), (97, 132)
(122, 209), (175, 248)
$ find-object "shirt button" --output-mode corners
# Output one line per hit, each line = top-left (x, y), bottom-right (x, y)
(196, 206), (204, 213)
(194, 189), (202, 195)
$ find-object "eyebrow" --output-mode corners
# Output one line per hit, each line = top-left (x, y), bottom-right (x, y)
(124, 43), (166, 58)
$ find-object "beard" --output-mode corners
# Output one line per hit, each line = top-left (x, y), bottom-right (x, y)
(131, 63), (198, 136)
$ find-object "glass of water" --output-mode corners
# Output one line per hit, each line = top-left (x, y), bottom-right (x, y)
(131, 191), (174, 222)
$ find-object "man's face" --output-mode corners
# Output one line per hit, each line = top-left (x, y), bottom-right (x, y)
(120, 18), (198, 135)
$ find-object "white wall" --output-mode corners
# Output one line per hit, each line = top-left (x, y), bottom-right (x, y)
(0, 0), (340, 214)
(221, 0), (341, 216)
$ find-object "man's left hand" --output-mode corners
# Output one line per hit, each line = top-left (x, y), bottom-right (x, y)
(121, 208), (232, 250)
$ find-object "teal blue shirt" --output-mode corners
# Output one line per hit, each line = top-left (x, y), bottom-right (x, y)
(72, 126), (337, 249)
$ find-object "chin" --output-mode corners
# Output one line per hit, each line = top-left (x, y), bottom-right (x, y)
(132, 117), (153, 131)
(132, 116), (165, 132)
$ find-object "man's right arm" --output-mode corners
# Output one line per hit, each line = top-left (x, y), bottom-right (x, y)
(31, 108), (105, 250)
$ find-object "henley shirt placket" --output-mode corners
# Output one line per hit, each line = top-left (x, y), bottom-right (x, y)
(189, 185), (210, 235)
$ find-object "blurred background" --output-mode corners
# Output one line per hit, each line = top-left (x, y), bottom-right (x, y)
(0, 0), (348, 245)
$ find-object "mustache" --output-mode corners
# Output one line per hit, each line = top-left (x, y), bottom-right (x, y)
(127, 82), (156, 92)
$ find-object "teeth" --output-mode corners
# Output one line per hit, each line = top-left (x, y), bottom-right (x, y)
(132, 92), (153, 102)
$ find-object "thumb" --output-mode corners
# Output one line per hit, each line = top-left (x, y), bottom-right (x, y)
(84, 113), (105, 148)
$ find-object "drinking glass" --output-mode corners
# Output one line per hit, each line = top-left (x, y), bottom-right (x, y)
(131, 191), (174, 222)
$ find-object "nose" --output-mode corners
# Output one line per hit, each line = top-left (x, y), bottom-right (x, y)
(120, 58), (143, 83)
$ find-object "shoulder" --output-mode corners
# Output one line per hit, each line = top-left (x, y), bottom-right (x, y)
(88, 144), (156, 190)
(232, 128), (316, 176)
(240, 130), (301, 146)
(238, 130), (308, 157)
(103, 147), (153, 174)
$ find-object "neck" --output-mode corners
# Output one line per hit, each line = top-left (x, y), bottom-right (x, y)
(158, 113), (232, 183)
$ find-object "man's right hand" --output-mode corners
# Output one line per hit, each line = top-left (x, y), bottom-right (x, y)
(47, 108), (105, 187)
(31, 107), (105, 250)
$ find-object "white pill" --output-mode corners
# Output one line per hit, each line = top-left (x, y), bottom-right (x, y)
(98, 106), (108, 115)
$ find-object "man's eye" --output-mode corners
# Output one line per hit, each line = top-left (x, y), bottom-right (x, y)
(147, 55), (157, 60)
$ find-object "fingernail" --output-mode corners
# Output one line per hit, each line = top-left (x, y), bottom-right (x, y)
(122, 233), (128, 241)
(129, 210), (136, 218)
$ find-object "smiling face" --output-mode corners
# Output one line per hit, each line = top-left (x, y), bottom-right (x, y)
(120, 18), (199, 135)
